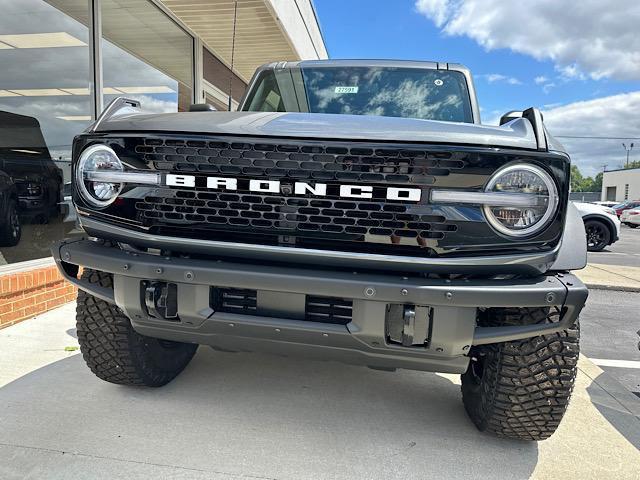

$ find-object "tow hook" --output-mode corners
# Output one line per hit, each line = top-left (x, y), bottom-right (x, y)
(143, 281), (179, 320)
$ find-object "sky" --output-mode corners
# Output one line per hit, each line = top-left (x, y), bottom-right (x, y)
(313, 0), (640, 177)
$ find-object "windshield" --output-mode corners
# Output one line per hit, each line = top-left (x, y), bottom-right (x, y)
(242, 66), (474, 123)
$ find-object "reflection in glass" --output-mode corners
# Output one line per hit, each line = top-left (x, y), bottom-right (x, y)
(0, 0), (89, 265)
(101, 0), (194, 113)
(244, 67), (474, 123)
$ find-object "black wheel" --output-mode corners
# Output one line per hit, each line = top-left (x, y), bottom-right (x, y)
(461, 307), (579, 441)
(0, 199), (21, 247)
(584, 219), (610, 251)
(76, 269), (198, 386)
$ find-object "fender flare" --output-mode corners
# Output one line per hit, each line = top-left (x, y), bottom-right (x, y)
(549, 202), (587, 271)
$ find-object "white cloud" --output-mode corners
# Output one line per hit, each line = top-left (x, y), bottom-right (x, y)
(543, 92), (640, 176)
(534, 76), (548, 85)
(415, 0), (640, 80)
(478, 73), (522, 85)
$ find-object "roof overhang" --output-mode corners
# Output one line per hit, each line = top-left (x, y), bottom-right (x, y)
(161, 0), (328, 81)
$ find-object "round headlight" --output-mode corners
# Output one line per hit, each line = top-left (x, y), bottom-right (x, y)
(483, 164), (559, 237)
(77, 144), (123, 207)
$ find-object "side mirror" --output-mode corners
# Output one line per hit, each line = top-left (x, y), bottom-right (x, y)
(189, 103), (216, 112)
(499, 111), (523, 125)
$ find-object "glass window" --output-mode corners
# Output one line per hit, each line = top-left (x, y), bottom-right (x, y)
(202, 47), (247, 111)
(0, 0), (89, 265)
(101, 0), (194, 113)
(244, 67), (474, 123)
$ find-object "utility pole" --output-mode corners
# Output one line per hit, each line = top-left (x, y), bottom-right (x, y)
(622, 143), (634, 168)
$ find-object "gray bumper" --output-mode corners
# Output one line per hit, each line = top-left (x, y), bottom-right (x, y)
(52, 239), (588, 374)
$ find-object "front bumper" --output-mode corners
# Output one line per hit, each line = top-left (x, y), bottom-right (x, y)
(52, 239), (588, 374)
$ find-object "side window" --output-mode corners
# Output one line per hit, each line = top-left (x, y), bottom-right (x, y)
(245, 72), (285, 112)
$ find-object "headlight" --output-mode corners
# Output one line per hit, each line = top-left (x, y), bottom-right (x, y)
(76, 144), (123, 207)
(483, 164), (559, 237)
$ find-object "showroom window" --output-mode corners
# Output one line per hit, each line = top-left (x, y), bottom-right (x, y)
(101, 0), (195, 113)
(203, 47), (247, 111)
(0, 0), (90, 265)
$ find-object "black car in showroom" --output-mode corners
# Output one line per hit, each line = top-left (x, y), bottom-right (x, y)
(0, 169), (20, 247)
(0, 110), (63, 223)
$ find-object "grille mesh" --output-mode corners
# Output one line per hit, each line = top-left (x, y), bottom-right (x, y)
(138, 189), (455, 240)
(133, 137), (462, 246)
(135, 138), (465, 184)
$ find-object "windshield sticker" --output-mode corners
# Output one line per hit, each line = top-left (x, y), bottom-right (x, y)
(334, 86), (359, 94)
(434, 79), (444, 86)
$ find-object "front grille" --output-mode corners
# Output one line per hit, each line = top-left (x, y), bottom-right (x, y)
(130, 137), (469, 253)
(138, 189), (455, 241)
(83, 134), (569, 257)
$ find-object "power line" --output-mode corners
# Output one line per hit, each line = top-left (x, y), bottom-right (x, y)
(555, 135), (640, 140)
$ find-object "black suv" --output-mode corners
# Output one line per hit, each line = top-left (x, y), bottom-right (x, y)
(0, 111), (63, 223)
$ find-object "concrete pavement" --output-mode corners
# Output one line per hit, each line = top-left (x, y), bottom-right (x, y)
(587, 225), (640, 268)
(576, 263), (640, 292)
(1, 303), (639, 480)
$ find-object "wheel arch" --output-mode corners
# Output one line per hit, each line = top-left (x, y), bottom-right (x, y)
(582, 214), (616, 243)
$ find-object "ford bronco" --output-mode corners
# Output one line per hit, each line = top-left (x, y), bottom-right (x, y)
(53, 60), (588, 441)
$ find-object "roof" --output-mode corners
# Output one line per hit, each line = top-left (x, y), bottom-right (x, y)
(603, 167), (640, 174)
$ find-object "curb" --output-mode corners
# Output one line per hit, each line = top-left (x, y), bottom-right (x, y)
(584, 283), (640, 293)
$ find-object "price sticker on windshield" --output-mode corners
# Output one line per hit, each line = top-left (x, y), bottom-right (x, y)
(334, 86), (359, 94)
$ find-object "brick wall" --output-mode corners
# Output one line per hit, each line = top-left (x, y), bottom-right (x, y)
(0, 265), (77, 329)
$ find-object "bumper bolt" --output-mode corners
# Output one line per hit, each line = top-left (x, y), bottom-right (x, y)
(185, 271), (194, 280)
(445, 292), (453, 300)
(228, 323), (235, 327)
(401, 288), (408, 296)
(322, 333), (329, 337)
(364, 286), (376, 297)
(546, 292), (555, 303)
(123, 264), (129, 271)
(275, 328), (281, 333)
(156, 268), (163, 274)
(436, 347), (444, 352)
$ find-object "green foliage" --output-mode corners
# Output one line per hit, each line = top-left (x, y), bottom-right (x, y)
(625, 160), (640, 169)
(571, 165), (602, 192)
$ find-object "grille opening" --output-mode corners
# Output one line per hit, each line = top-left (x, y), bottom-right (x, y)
(305, 296), (353, 325)
(210, 288), (257, 314)
(210, 288), (353, 325)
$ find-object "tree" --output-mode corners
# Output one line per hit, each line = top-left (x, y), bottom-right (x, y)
(625, 160), (640, 169)
(570, 165), (584, 192)
(570, 165), (601, 192)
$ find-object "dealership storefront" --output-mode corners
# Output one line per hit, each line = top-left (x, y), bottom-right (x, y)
(0, 0), (326, 326)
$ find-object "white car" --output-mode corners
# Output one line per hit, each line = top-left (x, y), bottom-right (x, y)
(573, 202), (621, 251)
(620, 207), (640, 229)
(591, 201), (619, 208)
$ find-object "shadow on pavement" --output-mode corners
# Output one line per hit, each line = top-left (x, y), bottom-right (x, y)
(0, 348), (539, 479)
(586, 373), (640, 450)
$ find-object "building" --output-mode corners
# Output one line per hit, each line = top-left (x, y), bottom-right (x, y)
(601, 167), (640, 202)
(0, 0), (326, 328)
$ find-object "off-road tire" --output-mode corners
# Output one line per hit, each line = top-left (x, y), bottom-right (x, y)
(461, 307), (579, 441)
(76, 269), (198, 386)
(0, 199), (21, 247)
